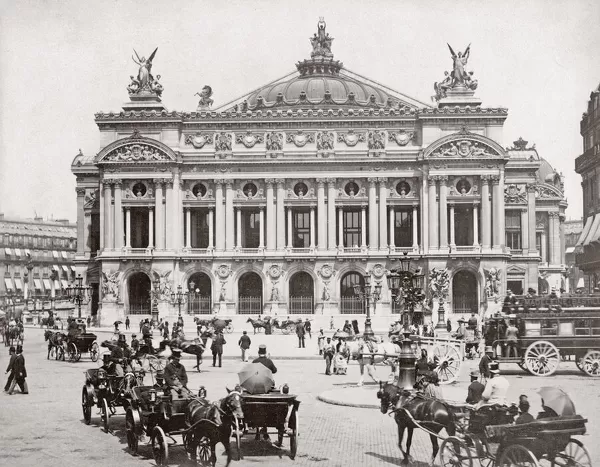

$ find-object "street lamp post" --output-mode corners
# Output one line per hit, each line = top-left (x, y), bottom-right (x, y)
(386, 252), (425, 327)
(171, 284), (185, 318)
(353, 275), (382, 338)
(25, 260), (34, 312)
(150, 279), (161, 324)
(67, 274), (91, 319)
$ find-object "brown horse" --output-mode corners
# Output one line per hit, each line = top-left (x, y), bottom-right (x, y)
(377, 382), (456, 466)
(246, 318), (267, 334)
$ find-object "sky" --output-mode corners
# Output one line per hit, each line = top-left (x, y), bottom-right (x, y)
(0, 0), (599, 222)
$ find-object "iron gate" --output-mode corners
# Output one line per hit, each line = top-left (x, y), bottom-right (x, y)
(187, 296), (212, 314)
(289, 296), (314, 314)
(340, 297), (365, 314)
(238, 296), (262, 314)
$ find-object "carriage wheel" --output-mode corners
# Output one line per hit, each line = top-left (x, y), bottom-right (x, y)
(497, 444), (539, 467)
(550, 439), (592, 467)
(68, 343), (78, 362)
(282, 326), (291, 335)
(49, 346), (56, 360)
(525, 341), (560, 376)
(126, 409), (140, 455)
(226, 323), (234, 334)
(580, 350), (600, 377)
(517, 360), (528, 372)
(193, 435), (214, 466)
(146, 355), (167, 373)
(440, 436), (473, 467)
(56, 344), (65, 361)
(432, 344), (461, 384)
(152, 426), (169, 466)
(231, 415), (243, 461)
(81, 387), (92, 425)
(290, 410), (299, 460)
(90, 342), (99, 362)
(100, 398), (110, 433)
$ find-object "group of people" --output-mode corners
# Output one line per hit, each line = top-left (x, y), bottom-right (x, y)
(4, 344), (27, 395)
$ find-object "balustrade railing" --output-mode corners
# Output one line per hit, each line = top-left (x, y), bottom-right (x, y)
(340, 296), (365, 314)
(128, 302), (150, 315)
(238, 296), (262, 314)
(289, 296), (314, 314)
(187, 296), (212, 314)
(453, 294), (476, 314)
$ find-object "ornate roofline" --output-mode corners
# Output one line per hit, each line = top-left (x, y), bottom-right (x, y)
(96, 132), (178, 164)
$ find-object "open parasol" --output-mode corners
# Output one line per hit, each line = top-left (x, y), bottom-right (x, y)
(179, 340), (205, 356)
(212, 318), (227, 332)
(238, 363), (274, 394)
(333, 331), (350, 339)
(100, 340), (119, 351)
(113, 320), (123, 326)
(538, 387), (576, 416)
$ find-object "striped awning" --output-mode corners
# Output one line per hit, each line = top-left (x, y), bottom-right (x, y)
(565, 246), (576, 254)
(54, 280), (61, 290)
(14, 278), (23, 291)
(576, 215), (594, 251)
(583, 215), (600, 246)
(61, 251), (68, 259)
(61, 265), (69, 273)
(4, 247), (12, 255)
(14, 248), (21, 257)
(52, 265), (60, 271)
(43, 279), (52, 291)
(70, 266), (76, 273)
(61, 280), (69, 289)
(24, 249), (31, 257)
(4, 278), (14, 291)
(52, 250), (59, 258)
(33, 279), (42, 290)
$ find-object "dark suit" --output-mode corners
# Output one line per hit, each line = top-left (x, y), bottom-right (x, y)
(466, 380), (485, 404)
(253, 356), (277, 374)
(296, 323), (305, 348)
(211, 334), (226, 367)
(8, 353), (27, 394)
(164, 360), (188, 388)
(4, 353), (16, 392)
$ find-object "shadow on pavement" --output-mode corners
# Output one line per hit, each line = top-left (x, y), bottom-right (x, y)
(366, 451), (431, 466)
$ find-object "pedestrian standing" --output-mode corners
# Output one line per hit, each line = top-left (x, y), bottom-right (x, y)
(304, 319), (312, 339)
(323, 337), (334, 375)
(163, 321), (170, 340)
(8, 345), (28, 394)
(131, 334), (140, 353)
(86, 316), (91, 328)
(296, 320), (306, 348)
(211, 331), (226, 367)
(125, 316), (130, 330)
(446, 318), (452, 333)
(317, 328), (325, 355)
(139, 318), (144, 333)
(238, 331), (251, 362)
(4, 346), (16, 392)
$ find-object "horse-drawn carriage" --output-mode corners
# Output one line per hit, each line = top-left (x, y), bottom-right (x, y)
(4, 323), (24, 347)
(124, 385), (244, 466)
(236, 390), (300, 460)
(66, 329), (99, 362)
(194, 317), (234, 334)
(81, 357), (145, 433)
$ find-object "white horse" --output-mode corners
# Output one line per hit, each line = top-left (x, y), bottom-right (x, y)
(342, 338), (401, 386)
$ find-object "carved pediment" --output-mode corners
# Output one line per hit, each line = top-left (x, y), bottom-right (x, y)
(506, 264), (527, 275)
(534, 183), (563, 199)
(97, 134), (176, 164)
(424, 130), (505, 160)
(504, 184), (527, 204)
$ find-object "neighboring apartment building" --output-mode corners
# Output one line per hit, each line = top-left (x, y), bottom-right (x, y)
(575, 82), (600, 291)
(564, 219), (585, 292)
(72, 21), (567, 326)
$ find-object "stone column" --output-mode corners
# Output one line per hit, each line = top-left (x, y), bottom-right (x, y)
(492, 176), (502, 248)
(276, 179), (286, 250)
(113, 180), (123, 249)
(327, 179), (337, 250)
(449, 204), (456, 247)
(125, 208), (131, 248)
(185, 208), (191, 248)
(499, 170), (506, 246)
(148, 207), (154, 248)
(287, 207), (293, 248)
(103, 181), (112, 249)
(521, 208), (529, 251)
(76, 188), (86, 255)
(165, 179), (174, 249)
(154, 180), (164, 250)
(266, 179), (275, 250)
(428, 176), (438, 249)
(527, 185), (537, 255)
(550, 212), (561, 265)
(208, 208), (214, 249)
(421, 177), (429, 252)
(214, 180), (224, 250)
(439, 176), (448, 249)
(236, 207), (242, 248)
(559, 214), (566, 265)
(379, 178), (388, 249)
(173, 172), (182, 250)
(473, 203), (480, 246)
(259, 207), (265, 249)
(99, 182), (104, 250)
(338, 208), (344, 249)
(481, 176), (492, 249)
(309, 207), (315, 248)
(389, 207), (395, 248)
(225, 181), (235, 250)
(412, 205), (419, 250)
(316, 179), (326, 250)
(83, 212), (92, 254)
(361, 205), (367, 248)
(368, 178), (378, 249)
(541, 230), (548, 265)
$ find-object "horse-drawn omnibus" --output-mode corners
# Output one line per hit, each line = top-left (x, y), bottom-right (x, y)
(487, 294), (600, 377)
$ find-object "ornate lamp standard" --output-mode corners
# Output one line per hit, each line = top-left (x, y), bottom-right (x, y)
(353, 275), (382, 338)
(67, 274), (91, 319)
(386, 252), (426, 326)
(25, 260), (34, 313)
(171, 284), (185, 318)
(150, 278), (161, 324)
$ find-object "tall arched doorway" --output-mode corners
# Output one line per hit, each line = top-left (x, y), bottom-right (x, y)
(188, 272), (212, 314)
(452, 270), (478, 315)
(128, 272), (151, 315)
(238, 272), (263, 314)
(289, 272), (314, 314)
(340, 272), (365, 314)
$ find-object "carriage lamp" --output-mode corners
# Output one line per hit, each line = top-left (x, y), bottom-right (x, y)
(198, 386), (207, 398)
(387, 252), (426, 327)
(171, 284), (185, 317)
(67, 274), (92, 319)
(149, 388), (157, 402)
(353, 274), (382, 338)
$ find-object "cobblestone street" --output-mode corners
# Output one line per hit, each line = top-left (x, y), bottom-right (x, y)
(1, 329), (599, 467)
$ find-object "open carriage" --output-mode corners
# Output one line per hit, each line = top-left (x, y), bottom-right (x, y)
(67, 332), (99, 362)
(237, 391), (300, 460)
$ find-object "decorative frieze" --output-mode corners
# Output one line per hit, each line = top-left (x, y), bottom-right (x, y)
(388, 130), (415, 146)
(337, 130), (366, 147)
(184, 133), (214, 149)
(286, 131), (315, 147)
(504, 184), (527, 204)
(235, 131), (264, 148)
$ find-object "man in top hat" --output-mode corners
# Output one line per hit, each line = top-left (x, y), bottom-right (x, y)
(253, 345), (277, 374)
(466, 369), (485, 404)
(8, 345), (28, 395)
(479, 346), (494, 382)
(477, 361), (509, 408)
(110, 333), (133, 376)
(295, 319), (306, 348)
(164, 348), (191, 393)
(515, 395), (534, 424)
(130, 334), (140, 353)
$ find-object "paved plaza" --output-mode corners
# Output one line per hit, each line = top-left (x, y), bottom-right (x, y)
(1, 327), (599, 467)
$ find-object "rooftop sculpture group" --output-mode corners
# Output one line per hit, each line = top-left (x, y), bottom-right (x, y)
(127, 47), (163, 97)
(310, 17), (334, 58)
(433, 44), (478, 101)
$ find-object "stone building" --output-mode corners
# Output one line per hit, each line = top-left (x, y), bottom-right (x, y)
(72, 21), (567, 326)
(564, 219), (585, 292)
(0, 213), (77, 315)
(575, 82), (600, 291)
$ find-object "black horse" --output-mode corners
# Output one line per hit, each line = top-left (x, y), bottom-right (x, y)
(377, 382), (457, 466)
(187, 389), (244, 466)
